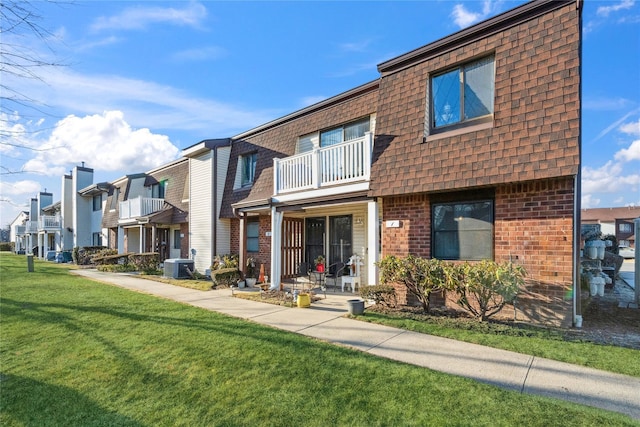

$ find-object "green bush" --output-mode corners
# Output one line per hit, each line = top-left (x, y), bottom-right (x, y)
(211, 267), (241, 288)
(378, 255), (447, 313)
(97, 264), (137, 273)
(73, 246), (107, 265)
(359, 284), (397, 307)
(447, 260), (526, 321)
(0, 242), (14, 252)
(128, 253), (160, 274)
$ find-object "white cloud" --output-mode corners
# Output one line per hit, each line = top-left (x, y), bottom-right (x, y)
(451, 1), (502, 28)
(339, 40), (372, 53)
(614, 139), (640, 162)
(91, 2), (208, 32)
(597, 0), (635, 17)
(619, 119), (640, 136)
(590, 108), (640, 143)
(582, 161), (640, 195)
(171, 46), (226, 62)
(581, 193), (601, 209)
(0, 180), (41, 197)
(22, 111), (180, 176)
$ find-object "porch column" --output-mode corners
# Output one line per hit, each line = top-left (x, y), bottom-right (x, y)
(367, 199), (379, 285)
(239, 213), (246, 277)
(270, 207), (283, 290)
(151, 225), (157, 254)
(139, 225), (144, 253)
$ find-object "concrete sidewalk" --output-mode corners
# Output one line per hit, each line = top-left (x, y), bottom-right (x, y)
(72, 269), (640, 420)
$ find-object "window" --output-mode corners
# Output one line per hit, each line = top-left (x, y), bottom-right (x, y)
(241, 153), (257, 187)
(92, 232), (102, 246)
(320, 118), (370, 147)
(247, 218), (259, 252)
(152, 180), (167, 198)
(432, 199), (494, 260)
(173, 230), (181, 250)
(110, 188), (120, 210)
(619, 223), (632, 233)
(92, 194), (102, 211)
(431, 56), (495, 129)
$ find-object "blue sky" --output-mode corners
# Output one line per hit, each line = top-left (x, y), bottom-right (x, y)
(1, 0), (639, 227)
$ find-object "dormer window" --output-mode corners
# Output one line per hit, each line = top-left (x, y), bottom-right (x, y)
(152, 180), (167, 198)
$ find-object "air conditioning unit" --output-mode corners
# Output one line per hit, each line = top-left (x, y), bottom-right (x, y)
(164, 259), (194, 279)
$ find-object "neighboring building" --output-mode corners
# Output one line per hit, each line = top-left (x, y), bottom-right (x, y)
(102, 158), (189, 262)
(181, 139), (232, 274)
(14, 191), (57, 257)
(78, 181), (111, 247)
(10, 211), (29, 253)
(582, 207), (640, 248)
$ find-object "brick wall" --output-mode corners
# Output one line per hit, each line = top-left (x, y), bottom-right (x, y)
(381, 177), (575, 327)
(230, 215), (272, 278)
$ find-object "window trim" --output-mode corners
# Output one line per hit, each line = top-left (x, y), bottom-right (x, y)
(319, 117), (371, 148)
(92, 194), (102, 212)
(240, 152), (257, 188)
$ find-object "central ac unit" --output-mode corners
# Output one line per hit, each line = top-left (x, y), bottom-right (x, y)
(164, 259), (194, 279)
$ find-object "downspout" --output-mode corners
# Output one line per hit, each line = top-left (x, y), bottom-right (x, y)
(573, 0), (584, 328)
(212, 146), (218, 258)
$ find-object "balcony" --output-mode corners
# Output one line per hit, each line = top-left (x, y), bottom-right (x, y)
(119, 197), (165, 220)
(39, 215), (61, 230)
(273, 133), (373, 197)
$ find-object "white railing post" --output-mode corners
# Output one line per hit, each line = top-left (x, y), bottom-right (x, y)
(273, 158), (281, 195)
(312, 148), (321, 189)
(364, 132), (372, 181)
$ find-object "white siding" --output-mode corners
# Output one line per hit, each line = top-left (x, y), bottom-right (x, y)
(216, 147), (231, 257)
(189, 151), (214, 273)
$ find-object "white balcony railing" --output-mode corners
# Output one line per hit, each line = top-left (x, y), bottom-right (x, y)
(119, 197), (165, 220)
(274, 132), (373, 195)
(39, 215), (61, 230)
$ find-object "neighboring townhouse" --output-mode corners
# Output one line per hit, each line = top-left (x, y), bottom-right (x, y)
(582, 207), (640, 248)
(102, 158), (189, 262)
(61, 164), (105, 250)
(10, 211), (29, 254)
(78, 181), (111, 247)
(220, 81), (379, 289)
(370, 0), (582, 326)
(181, 139), (232, 274)
(14, 191), (56, 257)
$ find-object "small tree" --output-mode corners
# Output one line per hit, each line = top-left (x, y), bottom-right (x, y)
(448, 260), (525, 321)
(378, 255), (447, 313)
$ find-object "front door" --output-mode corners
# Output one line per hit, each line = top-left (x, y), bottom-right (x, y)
(305, 217), (325, 267)
(329, 215), (352, 267)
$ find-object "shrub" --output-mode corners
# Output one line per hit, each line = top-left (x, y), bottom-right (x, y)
(359, 284), (397, 307)
(211, 267), (241, 288)
(378, 255), (447, 313)
(73, 246), (106, 265)
(447, 260), (525, 321)
(128, 253), (160, 274)
(97, 264), (136, 273)
(211, 254), (239, 271)
(0, 242), (14, 252)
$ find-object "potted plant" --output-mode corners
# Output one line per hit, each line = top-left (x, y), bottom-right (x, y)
(314, 255), (325, 272)
(245, 257), (258, 287)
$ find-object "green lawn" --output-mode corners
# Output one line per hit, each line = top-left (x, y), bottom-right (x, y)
(1, 253), (637, 426)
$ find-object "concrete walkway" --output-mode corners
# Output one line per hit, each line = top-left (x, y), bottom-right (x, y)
(72, 269), (640, 420)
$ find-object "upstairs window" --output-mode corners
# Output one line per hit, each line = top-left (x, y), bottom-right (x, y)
(92, 194), (102, 211)
(320, 118), (370, 147)
(152, 180), (167, 198)
(241, 153), (257, 187)
(110, 188), (120, 210)
(431, 56), (495, 129)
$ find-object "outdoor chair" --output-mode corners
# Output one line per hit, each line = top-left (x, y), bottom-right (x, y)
(295, 262), (311, 292)
(325, 262), (347, 292)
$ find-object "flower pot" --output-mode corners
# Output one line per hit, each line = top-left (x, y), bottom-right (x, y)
(237, 280), (246, 289)
(246, 278), (257, 287)
(347, 299), (365, 315)
(316, 264), (324, 272)
(297, 293), (311, 308)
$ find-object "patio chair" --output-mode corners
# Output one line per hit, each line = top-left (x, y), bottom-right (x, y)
(325, 262), (347, 292)
(295, 262), (311, 292)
